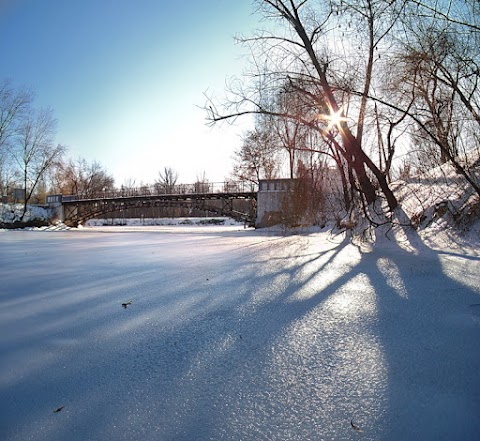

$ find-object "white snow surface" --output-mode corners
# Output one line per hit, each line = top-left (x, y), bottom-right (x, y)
(0, 224), (479, 441)
(0, 203), (49, 223)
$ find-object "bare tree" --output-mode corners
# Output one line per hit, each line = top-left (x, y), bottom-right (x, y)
(119, 178), (138, 197)
(83, 160), (115, 197)
(206, 0), (480, 227)
(55, 157), (114, 198)
(271, 81), (312, 179)
(0, 81), (33, 198)
(233, 127), (279, 183)
(155, 166), (179, 194)
(0, 80), (32, 150)
(12, 107), (65, 219)
(206, 0), (403, 214)
(386, 0), (480, 195)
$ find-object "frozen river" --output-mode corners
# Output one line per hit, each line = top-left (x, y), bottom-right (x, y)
(1, 226), (479, 440)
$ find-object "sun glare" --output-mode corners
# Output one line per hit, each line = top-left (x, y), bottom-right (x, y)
(317, 105), (348, 131)
(327, 108), (348, 128)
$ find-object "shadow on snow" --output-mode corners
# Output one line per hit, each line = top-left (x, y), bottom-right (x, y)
(0, 225), (479, 441)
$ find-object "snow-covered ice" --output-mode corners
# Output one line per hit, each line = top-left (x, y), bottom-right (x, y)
(0, 225), (479, 440)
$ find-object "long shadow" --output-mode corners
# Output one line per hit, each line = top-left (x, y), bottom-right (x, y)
(1, 227), (479, 440)
(364, 219), (480, 440)
(0, 229), (350, 440)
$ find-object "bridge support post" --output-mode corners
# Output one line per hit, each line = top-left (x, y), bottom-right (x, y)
(222, 198), (233, 214)
(50, 203), (64, 223)
(45, 195), (65, 224)
(63, 204), (79, 226)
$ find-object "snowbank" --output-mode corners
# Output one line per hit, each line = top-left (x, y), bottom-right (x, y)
(0, 203), (51, 229)
(0, 203), (50, 223)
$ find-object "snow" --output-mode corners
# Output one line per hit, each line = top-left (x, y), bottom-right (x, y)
(1, 224), (479, 441)
(84, 217), (243, 227)
(0, 203), (50, 224)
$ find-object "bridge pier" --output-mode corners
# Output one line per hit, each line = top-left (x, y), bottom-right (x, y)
(256, 179), (295, 228)
(45, 195), (65, 224)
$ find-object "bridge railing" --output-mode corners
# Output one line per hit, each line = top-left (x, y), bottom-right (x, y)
(57, 181), (258, 202)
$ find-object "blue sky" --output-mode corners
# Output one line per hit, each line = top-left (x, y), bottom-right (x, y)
(0, 0), (259, 185)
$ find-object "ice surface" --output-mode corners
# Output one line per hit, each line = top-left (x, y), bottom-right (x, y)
(0, 226), (479, 440)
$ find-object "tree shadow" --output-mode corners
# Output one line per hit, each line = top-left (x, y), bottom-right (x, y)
(363, 212), (480, 440)
(0, 226), (479, 440)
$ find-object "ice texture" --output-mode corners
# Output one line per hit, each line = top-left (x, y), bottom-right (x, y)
(0, 226), (479, 440)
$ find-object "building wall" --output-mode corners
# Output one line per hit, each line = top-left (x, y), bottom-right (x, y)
(256, 179), (294, 228)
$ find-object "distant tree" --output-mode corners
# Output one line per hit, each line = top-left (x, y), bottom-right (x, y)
(155, 166), (179, 193)
(83, 160), (115, 196)
(56, 157), (114, 197)
(12, 107), (65, 219)
(271, 80), (313, 179)
(194, 171), (210, 193)
(119, 178), (138, 196)
(233, 127), (278, 183)
(0, 156), (21, 202)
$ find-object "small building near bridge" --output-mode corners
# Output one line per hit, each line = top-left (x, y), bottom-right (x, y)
(256, 179), (296, 228)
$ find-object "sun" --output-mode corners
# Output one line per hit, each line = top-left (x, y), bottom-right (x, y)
(327, 108), (348, 129)
(317, 105), (348, 131)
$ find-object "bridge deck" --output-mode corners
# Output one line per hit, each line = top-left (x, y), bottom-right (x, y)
(58, 188), (257, 227)
(61, 191), (257, 205)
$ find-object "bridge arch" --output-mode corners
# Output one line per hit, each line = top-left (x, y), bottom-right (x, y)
(48, 179), (299, 228)
(55, 186), (257, 227)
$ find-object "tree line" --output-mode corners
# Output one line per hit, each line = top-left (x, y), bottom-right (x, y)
(0, 80), (189, 221)
(4, 0), (479, 226)
(207, 0), (480, 226)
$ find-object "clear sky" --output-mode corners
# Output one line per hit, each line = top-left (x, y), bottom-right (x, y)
(0, 0), (259, 186)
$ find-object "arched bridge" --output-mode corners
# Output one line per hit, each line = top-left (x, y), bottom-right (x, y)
(47, 182), (258, 227)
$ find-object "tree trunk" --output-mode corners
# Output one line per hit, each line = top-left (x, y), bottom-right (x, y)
(285, 1), (397, 211)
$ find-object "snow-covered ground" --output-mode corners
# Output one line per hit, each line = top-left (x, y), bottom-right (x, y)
(0, 203), (50, 224)
(0, 224), (479, 440)
(85, 216), (244, 227)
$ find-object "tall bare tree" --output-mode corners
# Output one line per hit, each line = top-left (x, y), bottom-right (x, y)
(206, 0), (480, 225)
(0, 81), (32, 150)
(12, 107), (65, 219)
(0, 81), (33, 198)
(206, 0), (404, 214)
